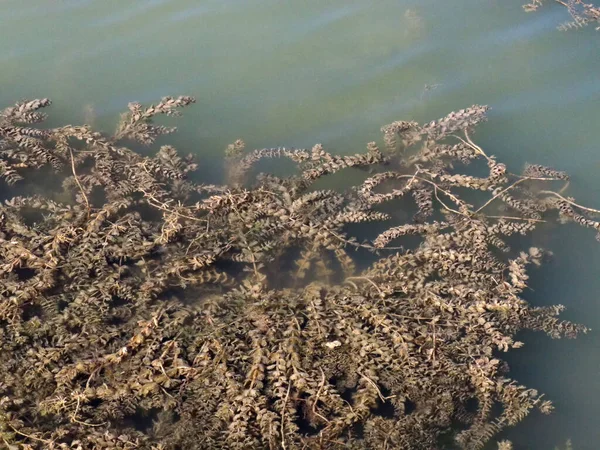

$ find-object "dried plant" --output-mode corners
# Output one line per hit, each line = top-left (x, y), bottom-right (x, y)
(0, 97), (595, 449)
(497, 439), (574, 450)
(523, 0), (600, 30)
(555, 439), (574, 450)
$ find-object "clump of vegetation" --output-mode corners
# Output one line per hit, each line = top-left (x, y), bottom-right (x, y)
(554, 439), (574, 450)
(497, 439), (573, 450)
(0, 97), (595, 449)
(524, 0), (600, 30)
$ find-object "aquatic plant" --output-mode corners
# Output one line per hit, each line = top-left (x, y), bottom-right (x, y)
(497, 438), (573, 449)
(554, 439), (574, 450)
(0, 97), (595, 449)
(523, 0), (600, 30)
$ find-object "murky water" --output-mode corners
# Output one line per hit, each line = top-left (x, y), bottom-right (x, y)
(1, 1), (599, 448)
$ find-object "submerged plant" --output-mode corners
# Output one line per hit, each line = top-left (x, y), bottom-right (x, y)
(0, 97), (595, 449)
(497, 438), (573, 449)
(523, 0), (600, 30)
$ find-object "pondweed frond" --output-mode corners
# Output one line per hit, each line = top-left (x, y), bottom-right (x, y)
(0, 96), (595, 449)
(524, 0), (600, 31)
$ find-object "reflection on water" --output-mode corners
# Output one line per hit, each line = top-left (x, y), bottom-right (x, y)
(0, 0), (599, 448)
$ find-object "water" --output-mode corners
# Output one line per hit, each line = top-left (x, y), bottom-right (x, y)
(0, 1), (599, 448)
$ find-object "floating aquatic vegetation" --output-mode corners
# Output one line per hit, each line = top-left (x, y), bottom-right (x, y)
(0, 97), (595, 449)
(554, 439), (574, 450)
(523, 0), (600, 31)
(497, 439), (574, 450)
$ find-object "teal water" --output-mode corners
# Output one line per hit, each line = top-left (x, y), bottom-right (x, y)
(1, 1), (599, 448)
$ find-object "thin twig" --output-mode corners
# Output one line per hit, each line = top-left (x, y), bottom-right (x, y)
(140, 188), (207, 223)
(345, 276), (384, 296)
(431, 323), (436, 362)
(406, 166), (421, 189)
(8, 425), (53, 445)
(357, 371), (395, 403)
(70, 394), (106, 427)
(344, 279), (359, 290)
(475, 178), (529, 213)
(452, 131), (491, 163)
(558, 180), (570, 195)
(540, 190), (600, 214)
(485, 215), (545, 222)
(433, 186), (468, 217)
(281, 383), (291, 450)
(312, 369), (331, 424)
(69, 148), (90, 217)
(310, 300), (324, 338)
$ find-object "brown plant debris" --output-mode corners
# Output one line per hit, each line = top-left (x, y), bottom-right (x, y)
(0, 97), (594, 449)
(523, 0), (600, 31)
